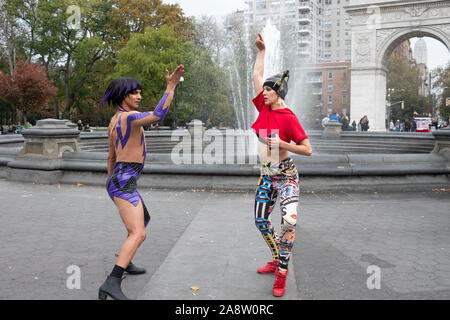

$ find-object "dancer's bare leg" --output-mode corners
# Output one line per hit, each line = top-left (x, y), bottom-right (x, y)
(113, 198), (146, 269)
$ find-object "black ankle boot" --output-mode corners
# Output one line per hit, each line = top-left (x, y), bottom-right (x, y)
(125, 261), (146, 275)
(98, 276), (130, 300)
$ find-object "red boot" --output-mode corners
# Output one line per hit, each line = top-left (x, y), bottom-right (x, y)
(273, 269), (288, 297)
(257, 261), (278, 274)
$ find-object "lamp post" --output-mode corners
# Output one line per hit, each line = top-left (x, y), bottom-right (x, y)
(387, 88), (393, 130)
(172, 76), (184, 130)
(387, 88), (405, 130)
(440, 87), (450, 123)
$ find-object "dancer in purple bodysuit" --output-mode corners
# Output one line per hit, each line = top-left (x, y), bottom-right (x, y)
(98, 65), (184, 300)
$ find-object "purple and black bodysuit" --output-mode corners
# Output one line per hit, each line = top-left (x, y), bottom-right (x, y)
(106, 94), (169, 227)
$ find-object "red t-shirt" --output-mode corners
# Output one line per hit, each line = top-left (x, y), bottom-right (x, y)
(251, 92), (308, 144)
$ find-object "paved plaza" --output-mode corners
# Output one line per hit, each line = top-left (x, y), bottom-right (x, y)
(0, 179), (449, 300)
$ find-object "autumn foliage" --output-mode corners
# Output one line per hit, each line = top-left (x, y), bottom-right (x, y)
(0, 61), (58, 120)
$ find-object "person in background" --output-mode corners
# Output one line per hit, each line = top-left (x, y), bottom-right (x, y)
(341, 115), (350, 131)
(360, 116), (369, 132)
(330, 113), (339, 121)
(15, 122), (23, 134)
(431, 119), (438, 130)
(404, 119), (411, 132)
(321, 114), (330, 128)
(411, 119), (417, 132)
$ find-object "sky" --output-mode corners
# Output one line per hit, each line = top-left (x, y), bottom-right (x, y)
(163, 1), (449, 71)
(410, 37), (449, 71)
(164, 0), (245, 18)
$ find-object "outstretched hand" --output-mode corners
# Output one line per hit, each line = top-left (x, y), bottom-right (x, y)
(166, 64), (185, 89)
(255, 33), (265, 51)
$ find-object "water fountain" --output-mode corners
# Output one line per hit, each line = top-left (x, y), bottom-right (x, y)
(261, 19), (283, 82)
(224, 18), (290, 161)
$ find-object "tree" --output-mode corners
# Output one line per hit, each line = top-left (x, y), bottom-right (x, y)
(41, 0), (114, 119)
(113, 25), (187, 107)
(177, 47), (235, 127)
(0, 100), (12, 125)
(0, 60), (57, 124)
(3, 0), (40, 63)
(109, 0), (194, 47)
(387, 55), (426, 121)
(192, 16), (225, 65)
(113, 25), (235, 127)
(0, 0), (25, 75)
(434, 63), (450, 121)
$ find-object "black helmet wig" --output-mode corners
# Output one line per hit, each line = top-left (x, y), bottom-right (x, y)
(263, 70), (290, 100)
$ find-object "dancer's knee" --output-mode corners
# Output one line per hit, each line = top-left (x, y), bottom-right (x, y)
(139, 230), (147, 243)
(130, 229), (146, 244)
(255, 218), (270, 234)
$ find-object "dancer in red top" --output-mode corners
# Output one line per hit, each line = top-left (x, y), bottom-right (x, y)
(252, 34), (312, 297)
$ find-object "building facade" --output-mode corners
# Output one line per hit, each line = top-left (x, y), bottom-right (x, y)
(245, 0), (353, 64)
(245, 0), (353, 119)
(301, 62), (351, 116)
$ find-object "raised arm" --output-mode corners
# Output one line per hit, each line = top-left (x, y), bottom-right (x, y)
(253, 34), (265, 96)
(131, 64), (185, 127)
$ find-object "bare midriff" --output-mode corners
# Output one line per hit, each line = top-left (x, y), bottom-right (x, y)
(257, 141), (291, 164)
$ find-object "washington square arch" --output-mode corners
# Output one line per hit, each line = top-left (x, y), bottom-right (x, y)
(345, 0), (450, 131)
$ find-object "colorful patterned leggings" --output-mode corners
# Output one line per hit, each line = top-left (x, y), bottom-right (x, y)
(254, 158), (299, 271)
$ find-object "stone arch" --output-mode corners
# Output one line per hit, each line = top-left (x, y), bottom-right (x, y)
(378, 26), (450, 69)
(346, 0), (450, 131)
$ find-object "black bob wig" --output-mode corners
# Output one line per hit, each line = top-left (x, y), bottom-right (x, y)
(100, 77), (143, 109)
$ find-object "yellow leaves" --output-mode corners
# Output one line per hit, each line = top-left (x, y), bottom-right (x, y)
(190, 286), (200, 296)
(432, 188), (450, 192)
